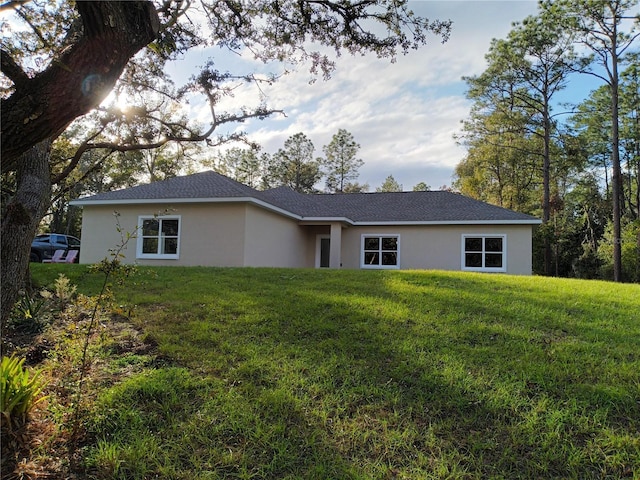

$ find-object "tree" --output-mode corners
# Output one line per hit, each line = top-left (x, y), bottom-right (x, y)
(570, 86), (615, 192)
(458, 8), (581, 274)
(1, 2), (160, 167)
(571, 62), (640, 221)
(544, 0), (640, 281)
(321, 129), (364, 193)
(377, 175), (403, 192)
(619, 53), (640, 221)
(564, 173), (609, 278)
(267, 133), (322, 193)
(210, 147), (269, 189)
(454, 108), (540, 213)
(0, 1), (452, 325)
(1, 2), (160, 329)
(598, 220), (640, 282)
(413, 182), (431, 191)
(569, 59), (640, 281)
(342, 182), (370, 193)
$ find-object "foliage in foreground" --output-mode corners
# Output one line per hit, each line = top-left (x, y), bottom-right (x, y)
(13, 266), (640, 479)
(0, 356), (46, 429)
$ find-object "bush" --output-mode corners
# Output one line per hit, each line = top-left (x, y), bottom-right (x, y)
(1, 355), (46, 429)
(9, 290), (48, 334)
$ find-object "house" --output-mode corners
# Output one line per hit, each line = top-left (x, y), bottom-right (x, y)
(70, 171), (541, 274)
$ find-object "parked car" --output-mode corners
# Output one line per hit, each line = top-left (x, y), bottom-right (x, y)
(30, 234), (81, 263)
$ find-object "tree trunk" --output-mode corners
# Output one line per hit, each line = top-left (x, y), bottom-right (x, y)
(611, 44), (623, 282)
(0, 2), (159, 331)
(542, 96), (552, 276)
(1, 140), (53, 332)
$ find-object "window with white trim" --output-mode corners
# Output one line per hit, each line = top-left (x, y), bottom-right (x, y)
(462, 235), (506, 272)
(361, 234), (400, 269)
(137, 216), (181, 259)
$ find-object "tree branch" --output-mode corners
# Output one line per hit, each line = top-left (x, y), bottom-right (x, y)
(1, 1), (160, 173)
(0, 0), (29, 13)
(0, 48), (29, 85)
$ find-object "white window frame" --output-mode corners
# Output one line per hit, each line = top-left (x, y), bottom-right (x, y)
(461, 234), (507, 273)
(136, 215), (181, 260)
(360, 234), (400, 269)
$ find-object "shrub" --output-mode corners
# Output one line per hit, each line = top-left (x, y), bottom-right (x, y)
(1, 355), (47, 429)
(53, 273), (77, 305)
(10, 290), (48, 333)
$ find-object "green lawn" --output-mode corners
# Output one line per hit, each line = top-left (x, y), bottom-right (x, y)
(31, 265), (640, 479)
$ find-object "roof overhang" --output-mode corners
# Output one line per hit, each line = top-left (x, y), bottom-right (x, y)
(70, 197), (542, 226)
(347, 219), (543, 226)
(70, 196), (304, 221)
(299, 217), (355, 226)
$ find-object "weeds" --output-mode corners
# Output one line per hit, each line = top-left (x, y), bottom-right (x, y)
(52, 273), (77, 306)
(2, 212), (141, 478)
(68, 212), (138, 457)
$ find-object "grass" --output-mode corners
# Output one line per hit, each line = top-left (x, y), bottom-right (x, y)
(22, 265), (640, 479)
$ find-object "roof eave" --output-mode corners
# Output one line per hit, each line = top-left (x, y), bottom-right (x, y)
(70, 196), (250, 206)
(350, 219), (542, 225)
(70, 196), (304, 221)
(299, 217), (355, 226)
(70, 197), (542, 225)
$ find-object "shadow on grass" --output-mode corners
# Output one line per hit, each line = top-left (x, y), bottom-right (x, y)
(93, 269), (639, 479)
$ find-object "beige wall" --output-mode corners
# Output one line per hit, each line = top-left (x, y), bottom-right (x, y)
(78, 203), (248, 266)
(243, 205), (309, 267)
(339, 224), (534, 275)
(179, 203), (246, 266)
(78, 206), (139, 264)
(79, 203), (534, 274)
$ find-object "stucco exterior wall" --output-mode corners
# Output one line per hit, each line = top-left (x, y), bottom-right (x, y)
(339, 224), (534, 275)
(78, 205), (139, 264)
(177, 203), (246, 266)
(78, 203), (534, 274)
(78, 203), (248, 266)
(243, 205), (309, 267)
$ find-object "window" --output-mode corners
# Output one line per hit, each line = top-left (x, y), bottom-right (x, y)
(52, 235), (68, 246)
(137, 216), (181, 259)
(361, 234), (400, 269)
(462, 235), (506, 272)
(67, 236), (81, 248)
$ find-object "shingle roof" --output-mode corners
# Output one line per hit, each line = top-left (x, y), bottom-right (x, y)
(259, 187), (538, 223)
(75, 170), (258, 201)
(72, 171), (540, 224)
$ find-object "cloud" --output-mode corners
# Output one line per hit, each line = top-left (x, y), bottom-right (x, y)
(168, 1), (539, 190)
(239, 2), (539, 189)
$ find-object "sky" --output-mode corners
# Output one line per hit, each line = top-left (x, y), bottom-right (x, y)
(2, 1), (608, 191)
(166, 0), (548, 191)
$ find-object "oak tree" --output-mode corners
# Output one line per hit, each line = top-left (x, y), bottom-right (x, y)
(0, 0), (451, 325)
